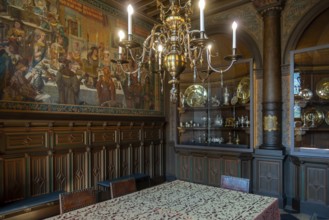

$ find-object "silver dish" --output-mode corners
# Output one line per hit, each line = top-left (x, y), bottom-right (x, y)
(298, 88), (313, 101)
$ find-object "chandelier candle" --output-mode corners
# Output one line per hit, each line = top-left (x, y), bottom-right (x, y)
(232, 21), (237, 51)
(199, 0), (205, 33)
(127, 5), (133, 37)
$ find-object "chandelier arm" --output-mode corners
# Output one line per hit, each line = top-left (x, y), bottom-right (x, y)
(206, 50), (237, 74)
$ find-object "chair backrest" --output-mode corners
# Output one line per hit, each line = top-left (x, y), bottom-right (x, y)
(220, 175), (250, 193)
(59, 188), (97, 215)
(110, 177), (137, 198)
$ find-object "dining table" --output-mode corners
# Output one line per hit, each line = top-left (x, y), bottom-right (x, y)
(47, 180), (280, 220)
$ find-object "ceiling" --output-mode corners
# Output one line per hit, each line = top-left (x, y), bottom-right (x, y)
(101, 0), (250, 25)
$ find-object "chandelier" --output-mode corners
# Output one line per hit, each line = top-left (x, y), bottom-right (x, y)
(112, 0), (241, 103)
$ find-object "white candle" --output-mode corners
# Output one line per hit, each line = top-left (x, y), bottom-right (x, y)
(199, 0), (205, 32)
(158, 44), (163, 69)
(127, 5), (134, 35)
(118, 30), (125, 59)
(232, 21), (237, 49)
(207, 44), (211, 63)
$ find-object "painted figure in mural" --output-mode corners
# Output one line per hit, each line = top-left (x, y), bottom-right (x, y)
(83, 46), (99, 88)
(33, 0), (47, 16)
(0, 45), (12, 99)
(32, 29), (46, 67)
(69, 41), (82, 66)
(56, 60), (81, 105)
(50, 33), (66, 70)
(96, 66), (116, 106)
(142, 76), (154, 110)
(7, 20), (25, 52)
(5, 59), (37, 101)
(101, 50), (111, 67)
(125, 73), (142, 109)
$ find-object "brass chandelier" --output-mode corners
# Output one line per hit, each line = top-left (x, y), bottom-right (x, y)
(112, 0), (241, 103)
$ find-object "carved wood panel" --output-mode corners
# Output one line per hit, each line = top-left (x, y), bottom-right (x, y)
(30, 154), (49, 196)
(258, 160), (280, 194)
(223, 158), (239, 177)
(131, 143), (142, 174)
(143, 127), (161, 144)
(91, 129), (116, 146)
(119, 145), (131, 176)
(3, 157), (25, 203)
(153, 143), (163, 177)
(306, 165), (327, 205)
(53, 153), (69, 192)
(72, 150), (87, 190)
(3, 132), (48, 152)
(120, 129), (141, 143)
(208, 157), (221, 186)
(192, 155), (206, 183)
(143, 144), (151, 176)
(105, 146), (118, 180)
(90, 148), (104, 188)
(53, 131), (87, 149)
(179, 154), (190, 181)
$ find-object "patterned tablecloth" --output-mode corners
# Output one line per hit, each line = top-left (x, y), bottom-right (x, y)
(48, 180), (280, 220)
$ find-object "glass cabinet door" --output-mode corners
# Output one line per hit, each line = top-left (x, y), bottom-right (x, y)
(290, 44), (329, 157)
(176, 58), (253, 152)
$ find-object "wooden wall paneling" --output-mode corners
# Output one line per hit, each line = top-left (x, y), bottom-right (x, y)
(105, 145), (118, 180)
(29, 152), (50, 197)
(2, 156), (26, 203)
(131, 142), (142, 175)
(0, 157), (3, 204)
(119, 124), (141, 176)
(222, 157), (240, 177)
(208, 156), (221, 186)
(143, 142), (152, 177)
(2, 131), (49, 153)
(119, 144), (131, 177)
(53, 151), (70, 193)
(90, 146), (103, 188)
(192, 154), (207, 184)
(52, 128), (88, 150)
(257, 160), (281, 195)
(153, 141), (164, 180)
(178, 153), (190, 181)
(72, 148), (88, 191)
(304, 163), (327, 205)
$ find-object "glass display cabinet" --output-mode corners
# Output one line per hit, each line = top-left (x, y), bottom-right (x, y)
(290, 44), (329, 157)
(176, 58), (253, 152)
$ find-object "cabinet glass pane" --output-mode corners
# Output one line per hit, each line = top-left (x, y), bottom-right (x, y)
(177, 59), (253, 151)
(291, 44), (329, 156)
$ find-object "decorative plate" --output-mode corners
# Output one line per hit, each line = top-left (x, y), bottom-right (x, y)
(236, 77), (250, 104)
(184, 84), (207, 107)
(316, 78), (329, 100)
(302, 108), (324, 127)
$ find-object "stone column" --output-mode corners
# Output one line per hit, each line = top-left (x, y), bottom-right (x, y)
(253, 0), (284, 150)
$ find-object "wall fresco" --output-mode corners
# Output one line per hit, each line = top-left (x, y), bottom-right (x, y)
(0, 0), (162, 115)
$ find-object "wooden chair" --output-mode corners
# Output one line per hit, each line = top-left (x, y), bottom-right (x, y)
(59, 188), (97, 215)
(110, 177), (137, 198)
(220, 175), (250, 193)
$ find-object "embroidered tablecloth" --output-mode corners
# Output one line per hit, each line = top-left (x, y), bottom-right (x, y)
(48, 180), (280, 220)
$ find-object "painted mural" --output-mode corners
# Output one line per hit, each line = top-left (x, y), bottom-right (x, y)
(0, 0), (162, 115)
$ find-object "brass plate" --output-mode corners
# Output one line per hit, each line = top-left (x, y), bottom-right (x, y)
(237, 77), (250, 104)
(316, 78), (329, 100)
(184, 85), (207, 107)
(302, 108), (324, 127)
